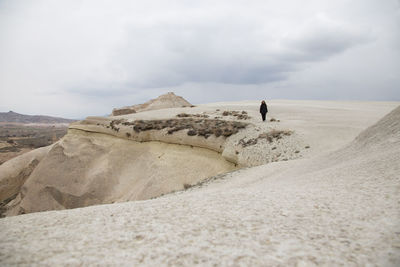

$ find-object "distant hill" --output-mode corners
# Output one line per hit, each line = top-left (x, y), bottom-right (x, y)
(112, 92), (192, 116)
(0, 111), (76, 124)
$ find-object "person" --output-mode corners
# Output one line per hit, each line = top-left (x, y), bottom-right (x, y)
(260, 100), (268, 121)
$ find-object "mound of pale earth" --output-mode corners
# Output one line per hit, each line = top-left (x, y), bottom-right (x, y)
(0, 106), (399, 265)
(3, 129), (236, 216)
(1, 111), (305, 216)
(71, 115), (305, 167)
(1, 100), (397, 217)
(0, 146), (52, 215)
(112, 92), (192, 116)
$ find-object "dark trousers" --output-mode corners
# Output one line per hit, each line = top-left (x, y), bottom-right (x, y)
(261, 112), (266, 121)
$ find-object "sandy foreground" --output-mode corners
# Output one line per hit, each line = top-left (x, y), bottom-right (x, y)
(0, 100), (399, 266)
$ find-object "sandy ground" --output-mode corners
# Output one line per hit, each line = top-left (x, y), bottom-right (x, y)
(115, 100), (396, 157)
(0, 100), (399, 266)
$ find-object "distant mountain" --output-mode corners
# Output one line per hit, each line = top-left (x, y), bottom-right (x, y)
(0, 111), (76, 124)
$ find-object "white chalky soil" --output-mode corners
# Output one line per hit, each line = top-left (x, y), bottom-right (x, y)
(0, 100), (399, 266)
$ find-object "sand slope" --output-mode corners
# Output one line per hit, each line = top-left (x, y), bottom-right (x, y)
(0, 146), (52, 203)
(3, 100), (393, 216)
(4, 129), (236, 215)
(0, 102), (399, 265)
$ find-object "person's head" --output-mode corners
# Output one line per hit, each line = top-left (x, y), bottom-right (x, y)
(261, 100), (266, 104)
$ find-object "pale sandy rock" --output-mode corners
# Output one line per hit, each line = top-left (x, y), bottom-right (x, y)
(1, 100), (397, 217)
(112, 92), (192, 116)
(0, 104), (398, 266)
(0, 145), (52, 203)
(5, 129), (235, 215)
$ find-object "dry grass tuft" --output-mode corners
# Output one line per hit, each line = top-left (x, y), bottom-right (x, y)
(238, 129), (293, 147)
(269, 118), (281, 122)
(259, 130), (292, 143)
(183, 183), (192, 190)
(222, 110), (251, 120)
(176, 113), (191, 118)
(109, 119), (126, 132)
(176, 113), (209, 118)
(238, 138), (258, 147)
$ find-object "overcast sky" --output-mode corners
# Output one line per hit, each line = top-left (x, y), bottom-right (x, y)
(0, 0), (399, 118)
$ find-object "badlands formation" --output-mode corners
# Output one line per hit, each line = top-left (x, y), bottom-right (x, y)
(0, 93), (308, 216)
(0, 96), (399, 265)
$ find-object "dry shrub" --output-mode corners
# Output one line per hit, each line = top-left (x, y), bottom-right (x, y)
(222, 110), (251, 120)
(239, 138), (258, 147)
(176, 113), (209, 118)
(259, 130), (292, 143)
(238, 129), (293, 147)
(177, 113), (190, 118)
(130, 118), (248, 139)
(110, 120), (125, 132)
(187, 130), (197, 136)
(183, 183), (192, 190)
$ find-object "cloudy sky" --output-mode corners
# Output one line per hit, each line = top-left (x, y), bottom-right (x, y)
(0, 0), (399, 118)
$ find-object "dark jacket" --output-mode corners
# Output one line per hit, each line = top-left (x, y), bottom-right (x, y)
(260, 103), (268, 114)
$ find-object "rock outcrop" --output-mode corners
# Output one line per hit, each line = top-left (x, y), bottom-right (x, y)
(0, 99), (307, 216)
(0, 146), (53, 216)
(3, 129), (236, 216)
(112, 92), (192, 116)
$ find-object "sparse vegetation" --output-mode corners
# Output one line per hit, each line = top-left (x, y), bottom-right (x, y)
(110, 119), (126, 132)
(117, 118), (248, 139)
(238, 129), (293, 147)
(176, 113), (209, 118)
(238, 138), (258, 147)
(258, 130), (292, 143)
(270, 118), (280, 122)
(222, 110), (251, 120)
(183, 183), (192, 190)
(176, 113), (190, 118)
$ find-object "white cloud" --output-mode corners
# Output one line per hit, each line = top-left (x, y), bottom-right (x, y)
(0, 0), (399, 118)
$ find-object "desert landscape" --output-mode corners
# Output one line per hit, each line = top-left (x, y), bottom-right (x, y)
(0, 111), (75, 165)
(1, 1), (399, 265)
(0, 93), (399, 265)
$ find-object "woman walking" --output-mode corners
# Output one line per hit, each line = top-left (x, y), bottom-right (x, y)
(260, 100), (268, 121)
